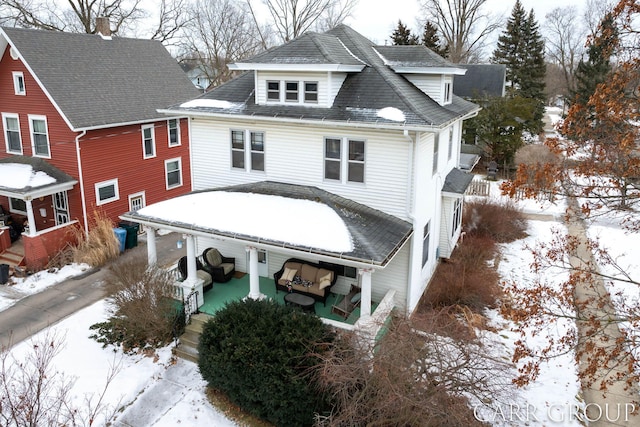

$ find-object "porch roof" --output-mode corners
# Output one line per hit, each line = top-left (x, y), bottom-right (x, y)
(0, 156), (77, 199)
(442, 167), (474, 195)
(121, 181), (413, 267)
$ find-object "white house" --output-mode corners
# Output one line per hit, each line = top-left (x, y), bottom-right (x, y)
(121, 25), (480, 322)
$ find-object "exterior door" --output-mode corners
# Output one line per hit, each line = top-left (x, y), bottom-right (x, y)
(128, 193), (145, 232)
(53, 191), (70, 225)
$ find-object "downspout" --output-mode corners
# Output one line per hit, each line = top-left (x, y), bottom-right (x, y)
(75, 130), (89, 235)
(403, 129), (419, 313)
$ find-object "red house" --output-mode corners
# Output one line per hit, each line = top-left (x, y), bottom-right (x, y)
(0, 22), (199, 270)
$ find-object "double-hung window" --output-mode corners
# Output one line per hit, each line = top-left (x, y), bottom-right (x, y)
(231, 130), (265, 172)
(432, 134), (439, 175)
(304, 82), (318, 103)
(165, 158), (183, 189)
(448, 126), (454, 160)
(29, 115), (50, 157)
(285, 81), (298, 102)
(324, 137), (366, 183)
(95, 179), (119, 205)
(422, 221), (431, 267)
(267, 81), (280, 101)
(142, 124), (156, 158)
(452, 198), (462, 237)
(13, 72), (25, 95)
(2, 113), (22, 154)
(168, 119), (180, 146)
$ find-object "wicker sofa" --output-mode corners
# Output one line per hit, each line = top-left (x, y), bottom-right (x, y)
(274, 258), (338, 305)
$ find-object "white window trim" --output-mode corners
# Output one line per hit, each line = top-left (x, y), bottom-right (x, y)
(95, 179), (119, 205)
(303, 81), (318, 103)
(265, 79), (319, 105)
(167, 119), (181, 147)
(141, 124), (156, 159)
(12, 72), (25, 95)
(285, 81), (299, 103)
(266, 80), (280, 102)
(422, 220), (431, 267)
(9, 197), (27, 215)
(165, 157), (183, 190)
(28, 114), (50, 158)
(2, 112), (22, 154)
(324, 136), (366, 184)
(231, 129), (265, 173)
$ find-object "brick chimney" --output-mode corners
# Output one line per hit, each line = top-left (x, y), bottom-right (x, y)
(95, 17), (111, 37)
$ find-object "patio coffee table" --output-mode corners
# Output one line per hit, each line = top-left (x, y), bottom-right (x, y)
(284, 292), (316, 313)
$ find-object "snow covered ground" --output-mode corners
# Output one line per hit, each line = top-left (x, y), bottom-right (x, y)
(1, 177), (637, 426)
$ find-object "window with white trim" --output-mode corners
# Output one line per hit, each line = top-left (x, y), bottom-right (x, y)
(448, 126), (454, 160)
(304, 82), (318, 103)
(285, 81), (298, 102)
(452, 198), (462, 237)
(13, 72), (25, 95)
(168, 119), (180, 146)
(231, 129), (265, 172)
(324, 137), (365, 183)
(142, 124), (156, 158)
(9, 198), (26, 215)
(29, 115), (50, 157)
(95, 179), (119, 205)
(432, 134), (439, 175)
(165, 158), (183, 189)
(267, 81), (280, 101)
(422, 221), (431, 267)
(2, 113), (22, 154)
(444, 81), (452, 104)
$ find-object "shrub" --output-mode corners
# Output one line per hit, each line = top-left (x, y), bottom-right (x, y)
(463, 199), (528, 243)
(71, 210), (119, 267)
(90, 255), (184, 352)
(198, 298), (333, 427)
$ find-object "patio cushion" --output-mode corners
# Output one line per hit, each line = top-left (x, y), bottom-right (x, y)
(283, 267), (297, 282)
(300, 264), (317, 282)
(206, 249), (222, 267)
(221, 262), (234, 275)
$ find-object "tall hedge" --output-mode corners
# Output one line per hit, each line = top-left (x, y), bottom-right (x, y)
(198, 298), (333, 427)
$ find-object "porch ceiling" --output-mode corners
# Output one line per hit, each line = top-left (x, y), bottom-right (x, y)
(121, 181), (413, 267)
(0, 156), (77, 199)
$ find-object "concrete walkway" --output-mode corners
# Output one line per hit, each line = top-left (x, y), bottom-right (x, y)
(0, 231), (184, 349)
(565, 198), (639, 426)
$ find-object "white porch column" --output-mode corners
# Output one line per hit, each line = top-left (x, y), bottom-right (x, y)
(25, 199), (36, 236)
(246, 246), (265, 300)
(146, 227), (157, 266)
(359, 268), (373, 318)
(185, 234), (197, 285)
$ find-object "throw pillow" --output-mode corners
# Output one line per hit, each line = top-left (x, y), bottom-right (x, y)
(318, 272), (332, 284)
(319, 277), (332, 290)
(283, 267), (297, 282)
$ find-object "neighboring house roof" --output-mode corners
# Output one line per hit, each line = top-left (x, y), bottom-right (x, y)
(0, 155), (77, 197)
(0, 27), (200, 130)
(453, 64), (506, 99)
(442, 168), (474, 194)
(122, 181), (413, 267)
(374, 45), (465, 74)
(165, 25), (479, 130)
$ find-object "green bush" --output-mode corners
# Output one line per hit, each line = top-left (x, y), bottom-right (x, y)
(198, 298), (333, 427)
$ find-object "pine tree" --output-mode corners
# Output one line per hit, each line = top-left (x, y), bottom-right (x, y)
(492, 0), (527, 89)
(421, 21), (449, 58)
(390, 20), (419, 45)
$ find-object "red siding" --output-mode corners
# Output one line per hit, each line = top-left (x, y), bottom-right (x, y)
(22, 224), (79, 270)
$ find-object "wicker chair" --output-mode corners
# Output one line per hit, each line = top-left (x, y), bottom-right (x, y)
(200, 248), (235, 282)
(177, 256), (213, 291)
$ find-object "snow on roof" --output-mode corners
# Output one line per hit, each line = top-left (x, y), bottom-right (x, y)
(137, 191), (354, 252)
(179, 99), (243, 109)
(0, 163), (57, 189)
(377, 107), (405, 122)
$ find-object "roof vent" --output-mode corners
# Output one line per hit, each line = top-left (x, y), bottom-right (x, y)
(95, 17), (111, 38)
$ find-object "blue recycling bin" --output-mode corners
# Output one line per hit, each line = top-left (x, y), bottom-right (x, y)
(114, 228), (126, 253)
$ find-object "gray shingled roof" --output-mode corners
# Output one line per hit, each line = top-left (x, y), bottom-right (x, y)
(168, 25), (479, 129)
(442, 168), (474, 194)
(374, 45), (459, 70)
(1, 27), (200, 130)
(122, 181), (413, 266)
(0, 155), (77, 194)
(453, 64), (506, 99)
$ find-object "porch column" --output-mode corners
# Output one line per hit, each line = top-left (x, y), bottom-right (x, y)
(146, 227), (157, 266)
(25, 199), (36, 236)
(359, 268), (373, 318)
(185, 234), (197, 285)
(246, 246), (265, 300)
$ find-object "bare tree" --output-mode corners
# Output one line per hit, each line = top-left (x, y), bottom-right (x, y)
(419, 0), (503, 63)
(1, 0), (188, 43)
(178, 0), (265, 89)
(246, 0), (358, 45)
(584, 0), (616, 37)
(543, 6), (587, 98)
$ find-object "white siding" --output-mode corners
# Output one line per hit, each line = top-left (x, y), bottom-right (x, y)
(189, 118), (413, 219)
(256, 71), (331, 106)
(404, 74), (442, 102)
(328, 72), (348, 105)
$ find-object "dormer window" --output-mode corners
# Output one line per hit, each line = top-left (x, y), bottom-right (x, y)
(304, 82), (318, 103)
(285, 81), (298, 102)
(13, 72), (25, 95)
(444, 82), (452, 104)
(267, 81), (280, 101)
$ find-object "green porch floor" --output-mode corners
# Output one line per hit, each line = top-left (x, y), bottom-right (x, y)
(198, 274), (369, 325)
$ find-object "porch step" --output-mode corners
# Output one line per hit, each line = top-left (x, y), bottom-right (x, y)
(175, 313), (213, 363)
(0, 249), (25, 277)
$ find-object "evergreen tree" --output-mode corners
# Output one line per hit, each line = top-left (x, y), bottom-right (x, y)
(421, 21), (449, 58)
(571, 12), (617, 107)
(492, 1), (546, 134)
(391, 20), (419, 45)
